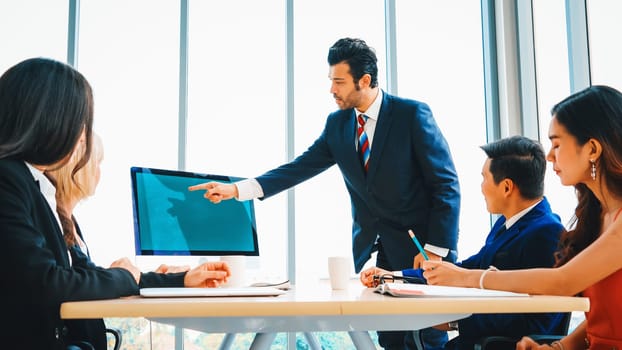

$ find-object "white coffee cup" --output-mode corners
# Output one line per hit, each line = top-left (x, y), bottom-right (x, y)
(327, 256), (351, 290)
(220, 255), (247, 287)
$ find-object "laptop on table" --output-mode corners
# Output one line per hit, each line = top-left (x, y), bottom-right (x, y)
(140, 287), (285, 298)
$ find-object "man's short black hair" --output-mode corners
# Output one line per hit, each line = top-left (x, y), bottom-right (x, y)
(480, 135), (546, 199)
(327, 38), (378, 88)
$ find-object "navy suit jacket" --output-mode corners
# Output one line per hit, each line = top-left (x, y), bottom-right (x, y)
(0, 159), (185, 349)
(456, 197), (565, 347)
(404, 197), (565, 350)
(255, 91), (460, 272)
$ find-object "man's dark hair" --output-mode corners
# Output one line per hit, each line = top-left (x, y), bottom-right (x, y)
(480, 135), (546, 199)
(327, 38), (378, 88)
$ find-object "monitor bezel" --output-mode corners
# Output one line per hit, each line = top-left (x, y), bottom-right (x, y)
(130, 166), (260, 256)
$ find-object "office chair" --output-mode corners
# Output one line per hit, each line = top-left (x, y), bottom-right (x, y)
(66, 327), (122, 350)
(473, 312), (571, 350)
(106, 328), (122, 350)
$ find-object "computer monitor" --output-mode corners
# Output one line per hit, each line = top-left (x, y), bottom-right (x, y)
(130, 166), (259, 256)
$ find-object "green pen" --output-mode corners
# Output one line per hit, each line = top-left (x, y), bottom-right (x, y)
(408, 229), (429, 260)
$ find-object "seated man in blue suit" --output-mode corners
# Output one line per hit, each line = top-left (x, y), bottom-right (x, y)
(361, 135), (566, 350)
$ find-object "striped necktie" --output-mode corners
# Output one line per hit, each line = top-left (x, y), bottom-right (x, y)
(357, 114), (370, 172)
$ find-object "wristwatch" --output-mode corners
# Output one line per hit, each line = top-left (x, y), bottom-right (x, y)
(448, 322), (459, 331)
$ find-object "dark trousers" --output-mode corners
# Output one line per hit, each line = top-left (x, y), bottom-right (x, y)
(375, 241), (452, 350)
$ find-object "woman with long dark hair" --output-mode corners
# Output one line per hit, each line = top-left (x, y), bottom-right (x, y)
(0, 58), (230, 349)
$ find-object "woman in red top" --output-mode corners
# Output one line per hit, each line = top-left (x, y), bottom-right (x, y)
(422, 85), (622, 350)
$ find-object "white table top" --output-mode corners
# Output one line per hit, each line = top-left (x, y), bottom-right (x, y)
(61, 282), (590, 318)
(60, 281), (589, 349)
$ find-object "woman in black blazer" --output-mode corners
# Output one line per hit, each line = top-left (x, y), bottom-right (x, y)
(48, 132), (198, 349)
(0, 58), (230, 349)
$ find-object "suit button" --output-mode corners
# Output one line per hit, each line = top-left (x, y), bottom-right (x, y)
(54, 327), (60, 339)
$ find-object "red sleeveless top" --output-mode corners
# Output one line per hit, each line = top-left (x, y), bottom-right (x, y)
(581, 208), (622, 350)
(583, 269), (622, 350)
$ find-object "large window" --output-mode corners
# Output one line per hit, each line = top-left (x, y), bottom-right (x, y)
(0, 0), (67, 72)
(0, 0), (488, 281)
(533, 0), (576, 226)
(293, 0), (386, 280)
(6, 0), (619, 347)
(75, 0), (180, 267)
(395, 0), (488, 259)
(587, 0), (622, 90)
(186, 0), (287, 279)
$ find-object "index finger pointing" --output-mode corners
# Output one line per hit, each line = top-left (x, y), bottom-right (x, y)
(188, 182), (213, 191)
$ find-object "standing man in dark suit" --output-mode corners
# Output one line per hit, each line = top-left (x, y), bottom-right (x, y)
(362, 136), (566, 350)
(190, 37), (461, 350)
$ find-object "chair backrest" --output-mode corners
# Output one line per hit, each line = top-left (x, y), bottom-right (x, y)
(67, 328), (121, 350)
(557, 312), (572, 335)
(530, 312), (572, 344)
(106, 328), (122, 350)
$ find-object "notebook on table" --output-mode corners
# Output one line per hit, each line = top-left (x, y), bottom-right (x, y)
(374, 283), (529, 298)
(140, 287), (286, 298)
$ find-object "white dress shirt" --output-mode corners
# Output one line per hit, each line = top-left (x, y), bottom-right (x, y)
(504, 199), (542, 230)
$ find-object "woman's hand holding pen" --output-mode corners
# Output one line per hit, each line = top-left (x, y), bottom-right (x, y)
(413, 250), (441, 268)
(422, 260), (478, 288)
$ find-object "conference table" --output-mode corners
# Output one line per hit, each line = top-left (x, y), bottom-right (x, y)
(60, 280), (589, 350)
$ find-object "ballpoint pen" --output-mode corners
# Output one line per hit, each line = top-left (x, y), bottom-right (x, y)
(408, 229), (429, 260)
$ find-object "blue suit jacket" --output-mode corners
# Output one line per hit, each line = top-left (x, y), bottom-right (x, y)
(404, 197), (565, 349)
(255, 91), (460, 272)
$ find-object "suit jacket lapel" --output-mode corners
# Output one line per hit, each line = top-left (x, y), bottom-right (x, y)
(480, 218), (506, 266)
(367, 92), (393, 182)
(479, 200), (549, 267)
(481, 224), (523, 267)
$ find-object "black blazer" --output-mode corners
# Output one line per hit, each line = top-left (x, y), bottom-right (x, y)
(256, 91), (461, 272)
(0, 159), (185, 349)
